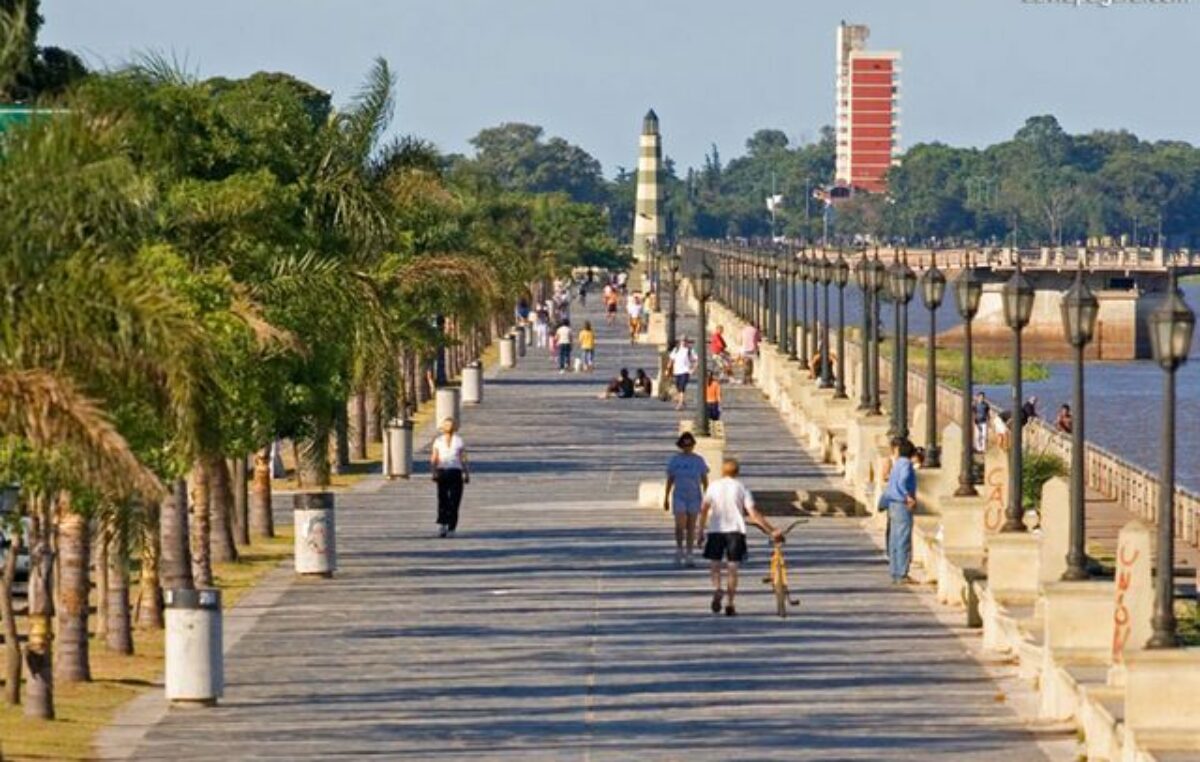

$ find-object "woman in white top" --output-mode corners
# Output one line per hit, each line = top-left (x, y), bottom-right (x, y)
(430, 417), (469, 537)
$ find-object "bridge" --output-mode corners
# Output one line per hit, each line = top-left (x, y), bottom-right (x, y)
(682, 241), (1200, 360)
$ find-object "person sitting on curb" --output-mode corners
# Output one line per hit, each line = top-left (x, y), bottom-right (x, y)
(633, 368), (653, 397)
(698, 458), (782, 617)
(663, 432), (709, 567)
(599, 368), (635, 399)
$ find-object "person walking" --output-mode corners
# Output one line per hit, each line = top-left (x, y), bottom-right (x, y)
(668, 337), (697, 410)
(430, 418), (469, 537)
(972, 392), (989, 453)
(534, 303), (550, 349)
(603, 283), (618, 326)
(626, 292), (643, 344)
(554, 319), (573, 374)
(663, 432), (710, 567)
(578, 320), (596, 372)
(698, 458), (781, 616)
(879, 437), (918, 584)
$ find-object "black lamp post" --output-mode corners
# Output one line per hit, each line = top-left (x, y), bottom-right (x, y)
(819, 254), (834, 389)
(833, 251), (850, 399)
(888, 251), (918, 439)
(650, 241), (662, 313)
(921, 250), (947, 467)
(798, 251), (810, 367)
(759, 254), (770, 337)
(867, 250), (886, 416)
(1146, 267), (1195, 649)
(1001, 257), (1036, 533)
(787, 254), (800, 362)
(854, 250), (871, 411)
(667, 250), (681, 348)
(780, 252), (792, 357)
(766, 254), (779, 345)
(809, 254), (821, 372)
(694, 260), (716, 437)
(1060, 261), (1099, 581)
(953, 251), (983, 497)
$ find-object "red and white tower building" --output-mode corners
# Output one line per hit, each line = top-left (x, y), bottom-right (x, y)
(834, 22), (900, 194)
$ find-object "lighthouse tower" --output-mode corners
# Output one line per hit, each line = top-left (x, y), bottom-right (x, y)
(632, 109), (665, 261)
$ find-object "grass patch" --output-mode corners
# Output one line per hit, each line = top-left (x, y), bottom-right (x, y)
(883, 343), (1049, 389)
(0, 528), (293, 760)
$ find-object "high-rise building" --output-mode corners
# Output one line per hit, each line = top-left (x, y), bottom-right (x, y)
(834, 22), (900, 194)
(633, 109), (664, 261)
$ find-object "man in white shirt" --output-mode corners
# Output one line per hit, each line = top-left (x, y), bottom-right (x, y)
(698, 458), (781, 616)
(668, 338), (697, 410)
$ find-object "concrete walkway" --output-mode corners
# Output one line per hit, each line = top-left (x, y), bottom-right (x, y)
(118, 295), (1067, 760)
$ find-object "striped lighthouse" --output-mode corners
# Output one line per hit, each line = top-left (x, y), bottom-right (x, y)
(632, 109), (665, 262)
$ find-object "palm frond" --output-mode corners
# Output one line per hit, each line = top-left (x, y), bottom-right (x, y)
(0, 368), (164, 501)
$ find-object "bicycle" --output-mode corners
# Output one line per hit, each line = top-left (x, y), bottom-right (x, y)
(758, 519), (807, 618)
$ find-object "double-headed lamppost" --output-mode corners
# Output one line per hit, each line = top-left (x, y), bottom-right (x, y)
(1146, 267), (1195, 648)
(693, 260), (716, 437)
(1001, 257), (1036, 533)
(854, 250), (872, 411)
(921, 250), (947, 467)
(867, 250), (887, 415)
(818, 254), (834, 388)
(809, 253), (821, 372)
(888, 250), (918, 438)
(833, 250), (850, 399)
(1060, 261), (1099, 580)
(953, 251), (984, 497)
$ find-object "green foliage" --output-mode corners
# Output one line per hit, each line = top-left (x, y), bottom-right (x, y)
(1022, 448), (1067, 511)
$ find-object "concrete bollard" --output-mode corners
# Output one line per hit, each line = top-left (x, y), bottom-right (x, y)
(499, 335), (516, 368)
(164, 588), (223, 706)
(293, 492), (336, 577)
(461, 362), (483, 404)
(435, 387), (460, 426)
(383, 418), (413, 479)
(515, 328), (526, 357)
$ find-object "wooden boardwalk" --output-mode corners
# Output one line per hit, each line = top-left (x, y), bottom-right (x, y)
(107, 297), (1072, 760)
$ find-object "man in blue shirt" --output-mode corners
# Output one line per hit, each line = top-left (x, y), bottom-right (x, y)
(880, 437), (918, 584)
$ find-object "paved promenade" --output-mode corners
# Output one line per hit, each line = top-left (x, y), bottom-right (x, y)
(118, 297), (1068, 760)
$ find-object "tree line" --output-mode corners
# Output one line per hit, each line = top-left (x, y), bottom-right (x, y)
(0, 1), (618, 721)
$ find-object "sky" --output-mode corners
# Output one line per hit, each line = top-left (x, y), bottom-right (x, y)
(39, 0), (1200, 178)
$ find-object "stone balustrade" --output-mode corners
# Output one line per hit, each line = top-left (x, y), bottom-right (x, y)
(674, 276), (1200, 762)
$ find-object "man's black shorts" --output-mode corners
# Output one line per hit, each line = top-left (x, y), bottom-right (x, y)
(703, 532), (748, 564)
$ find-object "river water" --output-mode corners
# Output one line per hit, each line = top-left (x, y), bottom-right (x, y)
(743, 281), (1200, 492)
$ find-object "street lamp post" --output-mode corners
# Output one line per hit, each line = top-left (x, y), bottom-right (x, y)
(650, 241), (661, 312)
(766, 254), (779, 345)
(1060, 261), (1099, 581)
(833, 251), (850, 399)
(1001, 257), (1036, 533)
(809, 254), (821, 371)
(694, 260), (716, 437)
(854, 250), (871, 411)
(867, 250), (886, 416)
(798, 251), (810, 367)
(888, 251), (918, 439)
(819, 254), (834, 389)
(921, 250), (947, 467)
(1146, 267), (1194, 648)
(759, 254), (770, 338)
(667, 250), (680, 349)
(780, 252), (792, 357)
(953, 251), (983, 496)
(787, 253), (800, 362)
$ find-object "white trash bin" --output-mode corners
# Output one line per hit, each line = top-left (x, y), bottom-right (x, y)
(462, 362), (483, 405)
(164, 588), (223, 706)
(294, 492), (336, 577)
(499, 335), (516, 368)
(383, 418), (413, 479)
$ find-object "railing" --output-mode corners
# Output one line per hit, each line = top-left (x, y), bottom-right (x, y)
(685, 239), (1200, 273)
